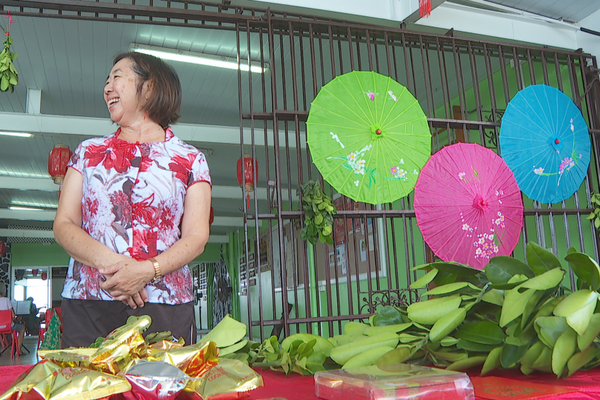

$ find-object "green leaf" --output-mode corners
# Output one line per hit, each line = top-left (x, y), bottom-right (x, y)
(481, 289), (504, 306)
(429, 307), (467, 342)
(199, 314), (247, 347)
(371, 305), (403, 326)
(219, 339), (249, 356)
(577, 313), (600, 351)
(565, 252), (600, 291)
(521, 290), (547, 329)
(412, 261), (479, 277)
(1, 75), (8, 92)
(526, 242), (562, 275)
(341, 346), (394, 369)
(440, 336), (459, 347)
(481, 346), (503, 375)
(535, 316), (567, 349)
(456, 339), (498, 353)
(446, 356), (486, 371)
(520, 340), (546, 371)
(500, 287), (536, 327)
(454, 321), (505, 345)
(567, 346), (597, 377)
(500, 343), (529, 368)
(518, 267), (564, 291)
(552, 326), (577, 377)
(485, 256), (534, 284)
(531, 343), (553, 373)
(421, 282), (481, 297)
(375, 346), (413, 365)
(407, 295), (462, 325)
(553, 289), (599, 335)
(410, 269), (438, 289)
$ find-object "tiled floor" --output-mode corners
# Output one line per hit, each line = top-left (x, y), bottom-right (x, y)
(0, 336), (38, 366)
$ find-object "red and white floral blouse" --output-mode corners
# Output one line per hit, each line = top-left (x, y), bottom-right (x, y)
(61, 127), (211, 305)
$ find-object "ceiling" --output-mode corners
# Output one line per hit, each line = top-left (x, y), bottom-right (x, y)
(485, 0), (600, 23)
(0, 0), (599, 245)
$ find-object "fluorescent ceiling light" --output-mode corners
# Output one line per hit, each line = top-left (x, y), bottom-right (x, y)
(131, 43), (268, 74)
(0, 131), (33, 138)
(12, 201), (58, 209)
(9, 206), (44, 211)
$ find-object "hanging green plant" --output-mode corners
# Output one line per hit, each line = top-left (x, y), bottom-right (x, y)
(298, 180), (336, 245)
(587, 192), (600, 230)
(0, 12), (18, 93)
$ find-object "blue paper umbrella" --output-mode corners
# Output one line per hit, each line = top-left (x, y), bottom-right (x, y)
(499, 84), (591, 204)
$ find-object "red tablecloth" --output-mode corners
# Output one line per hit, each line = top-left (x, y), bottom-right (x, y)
(3, 365), (600, 400)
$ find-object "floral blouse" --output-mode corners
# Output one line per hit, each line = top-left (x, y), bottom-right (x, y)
(61, 127), (211, 305)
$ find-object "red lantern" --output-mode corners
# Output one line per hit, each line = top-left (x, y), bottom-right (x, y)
(0, 242), (5, 256)
(41, 271), (48, 281)
(48, 144), (73, 185)
(209, 206), (215, 225)
(237, 155), (258, 208)
(32, 269), (38, 277)
(419, 0), (431, 17)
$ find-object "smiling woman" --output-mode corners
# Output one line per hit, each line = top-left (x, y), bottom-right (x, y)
(53, 52), (212, 348)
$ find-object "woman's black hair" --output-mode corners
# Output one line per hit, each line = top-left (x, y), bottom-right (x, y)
(113, 52), (182, 128)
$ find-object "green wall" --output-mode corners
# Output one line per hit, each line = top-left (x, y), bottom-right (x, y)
(11, 241), (224, 267)
(12, 243), (70, 267)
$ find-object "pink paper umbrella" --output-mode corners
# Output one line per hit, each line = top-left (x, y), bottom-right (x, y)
(414, 143), (524, 270)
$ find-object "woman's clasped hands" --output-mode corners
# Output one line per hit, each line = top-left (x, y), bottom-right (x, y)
(98, 255), (154, 309)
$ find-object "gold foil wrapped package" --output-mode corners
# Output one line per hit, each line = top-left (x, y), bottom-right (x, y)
(147, 341), (218, 379)
(191, 359), (263, 400)
(38, 348), (97, 369)
(125, 360), (192, 400)
(147, 339), (185, 352)
(0, 360), (130, 400)
(90, 316), (151, 374)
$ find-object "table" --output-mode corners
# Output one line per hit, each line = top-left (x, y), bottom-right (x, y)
(3, 365), (600, 400)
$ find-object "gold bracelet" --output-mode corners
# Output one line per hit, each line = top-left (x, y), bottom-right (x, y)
(149, 257), (162, 283)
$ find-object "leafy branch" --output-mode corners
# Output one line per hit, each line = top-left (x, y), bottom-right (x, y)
(0, 12), (18, 93)
(588, 192), (600, 231)
(298, 180), (336, 245)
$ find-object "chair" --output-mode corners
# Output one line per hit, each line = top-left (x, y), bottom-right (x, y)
(0, 309), (18, 360)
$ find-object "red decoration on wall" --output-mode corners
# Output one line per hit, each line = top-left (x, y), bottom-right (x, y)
(32, 269), (39, 277)
(237, 155), (258, 208)
(209, 206), (215, 225)
(0, 242), (5, 256)
(48, 144), (73, 185)
(419, 0), (431, 17)
(41, 271), (48, 281)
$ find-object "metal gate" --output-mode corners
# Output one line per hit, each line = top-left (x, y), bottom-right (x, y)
(2, 0), (599, 342)
(236, 12), (600, 340)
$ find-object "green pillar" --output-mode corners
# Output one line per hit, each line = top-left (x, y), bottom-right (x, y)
(228, 232), (241, 320)
(307, 244), (319, 333)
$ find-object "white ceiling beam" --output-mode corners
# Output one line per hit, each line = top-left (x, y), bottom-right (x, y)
(26, 89), (42, 115)
(0, 112), (306, 148)
(0, 177), (292, 202)
(0, 228), (229, 243)
(0, 209), (56, 221)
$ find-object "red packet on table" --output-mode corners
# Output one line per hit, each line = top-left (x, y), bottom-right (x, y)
(471, 376), (578, 400)
(315, 364), (474, 400)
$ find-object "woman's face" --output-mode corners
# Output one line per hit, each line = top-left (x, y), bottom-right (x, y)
(104, 58), (149, 126)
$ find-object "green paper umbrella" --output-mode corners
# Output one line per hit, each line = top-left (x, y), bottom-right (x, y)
(307, 71), (431, 204)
